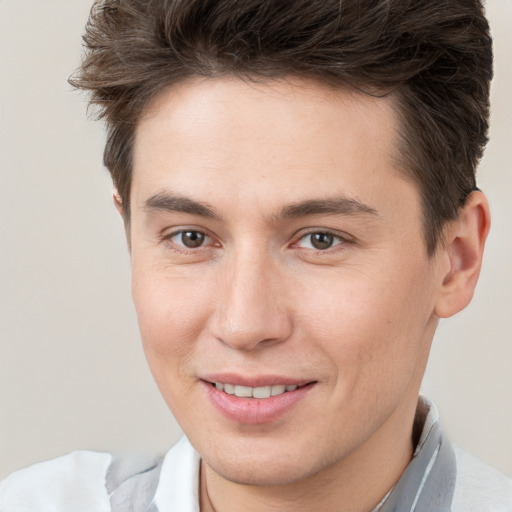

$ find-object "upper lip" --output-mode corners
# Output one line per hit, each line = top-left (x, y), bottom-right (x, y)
(201, 373), (315, 388)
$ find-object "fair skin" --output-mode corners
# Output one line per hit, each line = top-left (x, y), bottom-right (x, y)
(118, 76), (489, 512)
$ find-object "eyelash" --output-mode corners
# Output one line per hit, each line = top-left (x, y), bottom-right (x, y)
(163, 229), (217, 253)
(291, 230), (352, 253)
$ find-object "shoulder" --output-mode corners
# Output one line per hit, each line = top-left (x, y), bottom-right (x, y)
(452, 444), (512, 512)
(0, 451), (113, 512)
(0, 449), (165, 512)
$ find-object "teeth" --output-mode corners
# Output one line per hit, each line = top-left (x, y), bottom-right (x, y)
(235, 385), (253, 398)
(271, 384), (286, 396)
(213, 382), (301, 399)
(253, 386), (272, 399)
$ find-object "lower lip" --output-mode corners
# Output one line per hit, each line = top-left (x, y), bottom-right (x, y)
(202, 381), (315, 425)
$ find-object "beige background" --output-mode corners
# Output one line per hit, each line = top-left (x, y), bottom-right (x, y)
(1, 0), (511, 480)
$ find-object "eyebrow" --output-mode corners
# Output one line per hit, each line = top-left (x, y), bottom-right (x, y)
(143, 192), (378, 221)
(144, 192), (219, 219)
(277, 197), (379, 219)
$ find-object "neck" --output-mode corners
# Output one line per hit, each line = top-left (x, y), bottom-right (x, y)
(200, 396), (418, 512)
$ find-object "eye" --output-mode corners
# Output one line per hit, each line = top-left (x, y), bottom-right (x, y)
(296, 232), (344, 250)
(170, 230), (211, 249)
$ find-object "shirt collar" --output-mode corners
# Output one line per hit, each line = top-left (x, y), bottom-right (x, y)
(152, 396), (455, 512)
(375, 395), (456, 512)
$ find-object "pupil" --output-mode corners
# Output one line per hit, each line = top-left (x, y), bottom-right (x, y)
(311, 233), (333, 250)
(182, 231), (205, 248)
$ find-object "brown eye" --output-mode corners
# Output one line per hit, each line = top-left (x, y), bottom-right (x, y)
(172, 230), (208, 248)
(296, 231), (344, 251)
(310, 233), (334, 250)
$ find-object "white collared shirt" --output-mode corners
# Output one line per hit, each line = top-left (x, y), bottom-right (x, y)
(2, 397), (511, 511)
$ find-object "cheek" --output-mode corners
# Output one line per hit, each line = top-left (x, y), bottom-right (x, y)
(131, 263), (215, 377)
(295, 262), (434, 371)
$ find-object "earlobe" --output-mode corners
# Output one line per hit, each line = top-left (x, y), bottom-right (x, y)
(434, 191), (491, 319)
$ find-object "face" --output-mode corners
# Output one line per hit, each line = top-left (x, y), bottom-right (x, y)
(129, 77), (445, 486)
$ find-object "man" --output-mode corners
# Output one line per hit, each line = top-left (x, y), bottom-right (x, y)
(1, 0), (511, 511)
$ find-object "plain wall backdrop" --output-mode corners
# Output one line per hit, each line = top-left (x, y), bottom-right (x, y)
(1, 0), (511, 479)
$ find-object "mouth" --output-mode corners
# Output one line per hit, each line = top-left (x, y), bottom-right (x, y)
(201, 377), (316, 424)
(210, 382), (307, 399)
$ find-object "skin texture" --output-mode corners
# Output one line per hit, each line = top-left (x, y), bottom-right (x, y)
(122, 76), (490, 512)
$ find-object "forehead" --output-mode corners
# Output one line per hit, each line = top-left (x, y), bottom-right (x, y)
(131, 76), (414, 221)
(135, 76), (398, 157)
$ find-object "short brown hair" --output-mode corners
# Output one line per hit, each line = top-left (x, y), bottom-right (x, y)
(70, 0), (493, 254)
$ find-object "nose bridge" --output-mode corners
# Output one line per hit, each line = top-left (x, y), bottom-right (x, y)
(212, 245), (292, 351)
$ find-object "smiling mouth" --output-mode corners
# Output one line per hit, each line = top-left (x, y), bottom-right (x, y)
(210, 382), (311, 399)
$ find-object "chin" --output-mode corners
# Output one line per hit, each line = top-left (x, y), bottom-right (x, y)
(199, 433), (345, 487)
(206, 455), (315, 486)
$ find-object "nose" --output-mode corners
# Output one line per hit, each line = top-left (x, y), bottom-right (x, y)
(209, 250), (293, 352)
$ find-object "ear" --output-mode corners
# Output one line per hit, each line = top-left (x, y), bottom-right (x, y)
(113, 189), (124, 217)
(113, 189), (132, 250)
(434, 191), (491, 318)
